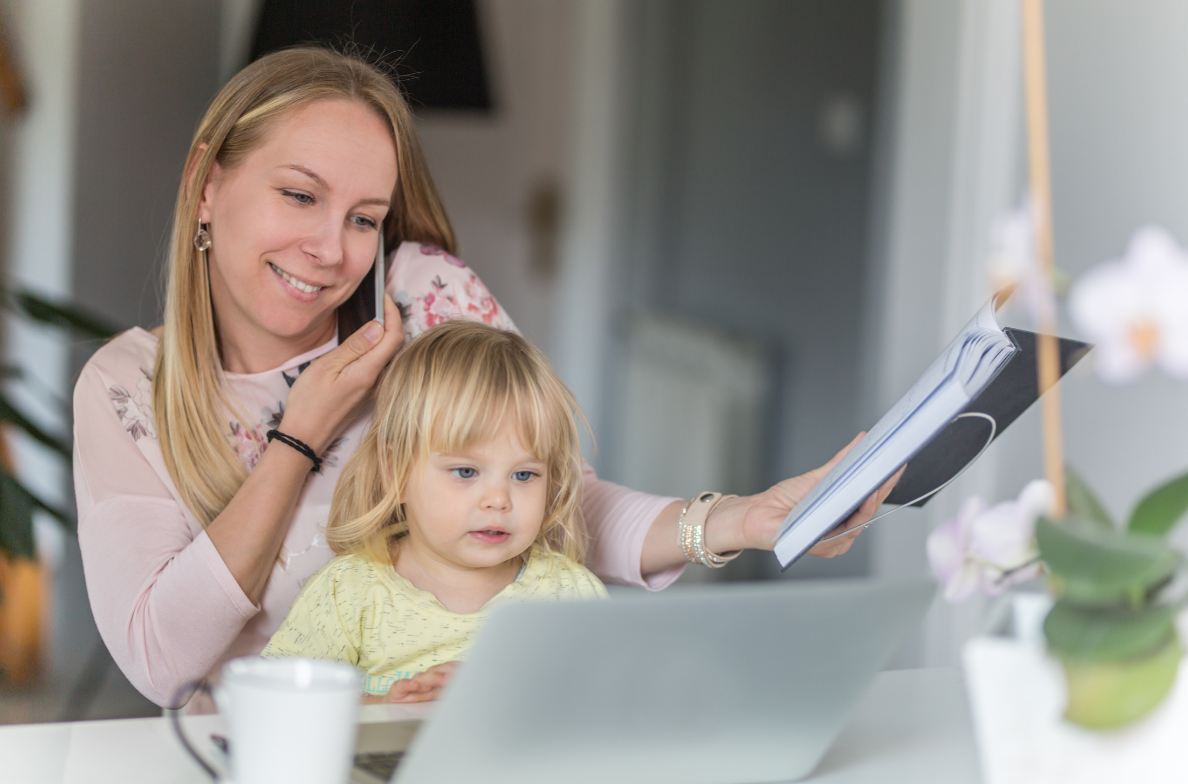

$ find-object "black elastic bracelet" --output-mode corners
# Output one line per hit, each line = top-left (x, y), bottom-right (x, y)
(266, 429), (323, 473)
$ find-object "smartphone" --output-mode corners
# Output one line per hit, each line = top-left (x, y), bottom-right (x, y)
(373, 232), (385, 326)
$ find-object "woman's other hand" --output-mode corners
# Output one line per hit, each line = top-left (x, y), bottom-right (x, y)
(279, 294), (402, 453)
(385, 661), (459, 704)
(704, 434), (904, 559)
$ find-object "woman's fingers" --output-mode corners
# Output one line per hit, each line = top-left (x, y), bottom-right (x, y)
(817, 432), (865, 476)
(804, 465), (905, 558)
(321, 294), (403, 377)
(279, 296), (403, 449)
(739, 433), (904, 558)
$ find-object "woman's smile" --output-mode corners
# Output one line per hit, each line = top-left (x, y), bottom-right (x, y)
(198, 97), (397, 373)
(268, 261), (328, 301)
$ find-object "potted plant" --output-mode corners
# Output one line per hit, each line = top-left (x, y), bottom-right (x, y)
(933, 224), (1188, 781)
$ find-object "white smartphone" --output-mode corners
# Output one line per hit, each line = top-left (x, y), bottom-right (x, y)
(374, 232), (385, 326)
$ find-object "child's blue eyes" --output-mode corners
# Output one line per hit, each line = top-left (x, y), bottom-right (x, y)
(449, 468), (537, 481)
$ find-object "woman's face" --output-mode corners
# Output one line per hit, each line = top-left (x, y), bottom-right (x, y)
(198, 98), (398, 365)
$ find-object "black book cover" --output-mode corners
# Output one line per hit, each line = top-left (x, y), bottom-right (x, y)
(883, 328), (1091, 508)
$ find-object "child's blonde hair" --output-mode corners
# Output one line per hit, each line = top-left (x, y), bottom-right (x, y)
(327, 320), (588, 565)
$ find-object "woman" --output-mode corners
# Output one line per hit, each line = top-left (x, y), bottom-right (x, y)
(73, 48), (893, 708)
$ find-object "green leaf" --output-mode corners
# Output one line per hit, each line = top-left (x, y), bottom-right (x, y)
(1044, 600), (1176, 662)
(1036, 517), (1181, 606)
(1128, 471), (1188, 537)
(0, 470), (36, 559)
(7, 290), (119, 340)
(0, 467), (75, 537)
(1065, 466), (1114, 530)
(0, 394), (71, 460)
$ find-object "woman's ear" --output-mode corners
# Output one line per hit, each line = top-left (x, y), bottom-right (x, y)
(186, 143), (223, 224)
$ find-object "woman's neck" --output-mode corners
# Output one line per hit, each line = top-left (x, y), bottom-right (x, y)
(217, 314), (337, 375)
(392, 540), (523, 615)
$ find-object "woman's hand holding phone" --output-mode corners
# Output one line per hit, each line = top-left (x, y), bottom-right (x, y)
(280, 294), (402, 454)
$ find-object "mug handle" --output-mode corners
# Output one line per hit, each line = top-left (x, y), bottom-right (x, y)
(168, 680), (228, 782)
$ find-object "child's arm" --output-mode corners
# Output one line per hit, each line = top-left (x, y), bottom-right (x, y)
(384, 661), (458, 704)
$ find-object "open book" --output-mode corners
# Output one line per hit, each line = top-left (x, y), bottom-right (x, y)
(774, 295), (1090, 569)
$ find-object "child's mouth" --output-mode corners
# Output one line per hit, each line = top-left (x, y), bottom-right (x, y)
(469, 529), (511, 545)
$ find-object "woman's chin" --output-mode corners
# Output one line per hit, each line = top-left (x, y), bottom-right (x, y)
(254, 310), (339, 344)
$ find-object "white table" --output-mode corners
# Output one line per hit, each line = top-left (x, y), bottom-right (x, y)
(0, 668), (980, 784)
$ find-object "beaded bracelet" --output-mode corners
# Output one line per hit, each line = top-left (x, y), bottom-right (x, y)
(677, 491), (742, 568)
(266, 429), (323, 473)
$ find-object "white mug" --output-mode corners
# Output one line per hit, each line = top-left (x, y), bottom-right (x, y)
(214, 657), (361, 784)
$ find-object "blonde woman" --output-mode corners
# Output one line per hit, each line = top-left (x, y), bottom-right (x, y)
(73, 47), (893, 709)
(264, 321), (605, 702)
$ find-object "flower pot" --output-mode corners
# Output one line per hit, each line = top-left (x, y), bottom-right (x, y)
(963, 607), (1188, 783)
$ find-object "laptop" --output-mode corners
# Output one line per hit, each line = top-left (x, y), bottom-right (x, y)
(352, 578), (934, 784)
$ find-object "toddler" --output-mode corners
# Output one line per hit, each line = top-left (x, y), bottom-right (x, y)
(262, 320), (606, 702)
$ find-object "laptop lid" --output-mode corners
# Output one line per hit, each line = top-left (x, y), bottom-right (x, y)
(392, 578), (934, 784)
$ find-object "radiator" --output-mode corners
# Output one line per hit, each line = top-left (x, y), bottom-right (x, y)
(611, 314), (771, 502)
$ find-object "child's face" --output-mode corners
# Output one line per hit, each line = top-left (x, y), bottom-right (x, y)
(401, 421), (548, 570)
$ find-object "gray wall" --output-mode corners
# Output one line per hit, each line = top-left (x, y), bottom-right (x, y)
(607, 0), (883, 579)
(416, 0), (571, 357)
(1029, 0), (1188, 526)
(71, 0), (220, 333)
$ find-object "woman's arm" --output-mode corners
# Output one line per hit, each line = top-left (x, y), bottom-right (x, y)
(639, 434), (903, 576)
(75, 361), (257, 707)
(76, 304), (400, 706)
(203, 297), (402, 602)
(579, 434), (900, 584)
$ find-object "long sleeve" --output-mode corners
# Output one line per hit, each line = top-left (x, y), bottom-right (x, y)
(580, 464), (684, 590)
(73, 356), (258, 708)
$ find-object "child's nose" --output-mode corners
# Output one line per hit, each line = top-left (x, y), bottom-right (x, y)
(481, 482), (511, 511)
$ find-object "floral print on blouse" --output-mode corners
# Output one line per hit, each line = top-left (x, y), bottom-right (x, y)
(394, 243), (512, 338)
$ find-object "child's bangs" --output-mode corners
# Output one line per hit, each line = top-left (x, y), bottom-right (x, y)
(422, 350), (564, 462)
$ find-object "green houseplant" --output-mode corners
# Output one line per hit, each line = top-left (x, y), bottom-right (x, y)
(0, 291), (116, 570)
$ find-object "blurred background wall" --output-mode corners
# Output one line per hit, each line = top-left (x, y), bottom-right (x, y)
(1, 0), (1187, 721)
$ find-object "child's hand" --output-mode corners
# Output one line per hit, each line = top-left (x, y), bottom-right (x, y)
(385, 661), (459, 703)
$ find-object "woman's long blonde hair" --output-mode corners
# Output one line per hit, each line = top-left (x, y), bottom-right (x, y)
(327, 320), (588, 566)
(154, 47), (455, 527)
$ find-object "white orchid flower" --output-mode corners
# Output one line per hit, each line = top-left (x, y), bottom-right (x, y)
(987, 198), (1054, 323)
(1068, 225), (1188, 383)
(927, 480), (1052, 603)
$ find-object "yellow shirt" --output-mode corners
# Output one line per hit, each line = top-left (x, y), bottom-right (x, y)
(262, 546), (608, 695)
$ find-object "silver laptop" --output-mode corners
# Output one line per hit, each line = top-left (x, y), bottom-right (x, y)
(354, 578), (934, 784)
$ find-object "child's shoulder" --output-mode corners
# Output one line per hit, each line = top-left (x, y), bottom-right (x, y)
(521, 548), (608, 600)
(304, 553), (392, 593)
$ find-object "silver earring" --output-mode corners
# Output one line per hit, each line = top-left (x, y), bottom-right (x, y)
(193, 221), (211, 252)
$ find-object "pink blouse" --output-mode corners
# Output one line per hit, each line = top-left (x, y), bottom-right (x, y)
(73, 241), (682, 707)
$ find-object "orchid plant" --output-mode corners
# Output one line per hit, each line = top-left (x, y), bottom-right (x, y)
(929, 216), (1188, 729)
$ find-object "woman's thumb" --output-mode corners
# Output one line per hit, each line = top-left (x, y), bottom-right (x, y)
(335, 319), (384, 363)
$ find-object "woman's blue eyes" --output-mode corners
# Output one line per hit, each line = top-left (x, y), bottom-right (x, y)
(449, 468), (537, 481)
(282, 190), (378, 229)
